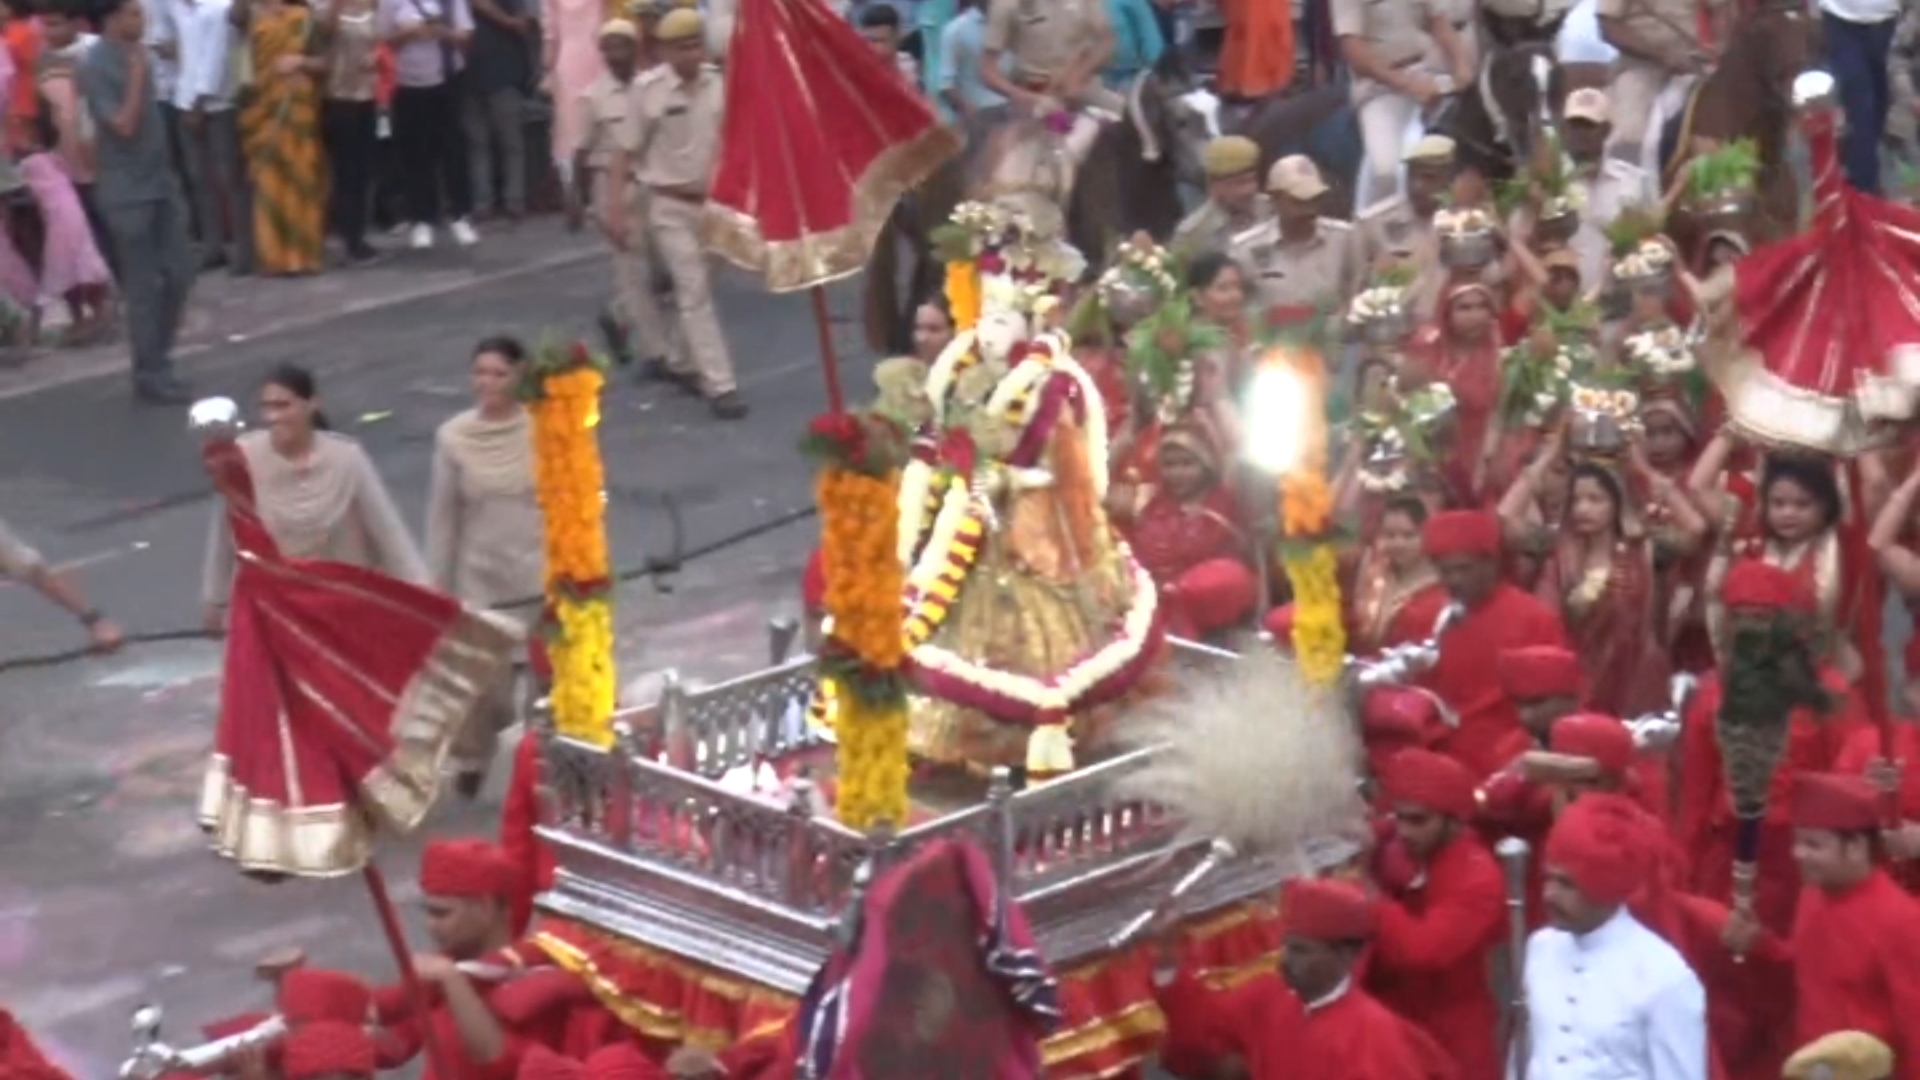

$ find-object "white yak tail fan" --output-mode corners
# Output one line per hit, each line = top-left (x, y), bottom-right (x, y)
(1112, 650), (1367, 856)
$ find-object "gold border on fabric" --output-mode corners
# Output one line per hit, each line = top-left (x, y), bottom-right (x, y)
(702, 122), (962, 293)
(528, 930), (800, 1048)
(196, 572), (520, 877)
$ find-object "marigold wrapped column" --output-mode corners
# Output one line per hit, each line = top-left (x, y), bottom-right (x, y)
(1250, 345), (1347, 686)
(804, 413), (911, 831)
(526, 341), (617, 747)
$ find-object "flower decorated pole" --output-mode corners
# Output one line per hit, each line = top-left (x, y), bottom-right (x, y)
(804, 412), (912, 831)
(1247, 344), (1346, 686)
(524, 340), (617, 748)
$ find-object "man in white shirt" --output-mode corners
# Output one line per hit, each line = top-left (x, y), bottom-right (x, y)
(1821, 0), (1901, 193)
(1521, 793), (1708, 1080)
(157, 0), (253, 274)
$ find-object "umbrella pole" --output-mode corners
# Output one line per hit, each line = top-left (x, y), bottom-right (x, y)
(361, 862), (463, 1080)
(809, 285), (845, 413)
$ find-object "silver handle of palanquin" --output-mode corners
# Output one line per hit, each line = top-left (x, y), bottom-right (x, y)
(1625, 673), (1698, 752)
(1104, 838), (1238, 953)
(1495, 837), (1531, 1080)
(1347, 601), (1464, 691)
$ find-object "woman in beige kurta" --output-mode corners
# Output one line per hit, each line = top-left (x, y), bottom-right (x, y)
(203, 365), (428, 625)
(423, 338), (544, 794)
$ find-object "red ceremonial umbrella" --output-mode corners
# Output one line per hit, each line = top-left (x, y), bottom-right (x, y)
(1713, 107), (1920, 456)
(701, 0), (960, 411)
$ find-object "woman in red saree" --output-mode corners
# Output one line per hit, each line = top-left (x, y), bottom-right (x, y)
(1635, 393), (1717, 674)
(197, 428), (519, 877)
(1113, 420), (1257, 641)
(1500, 451), (1671, 721)
(1342, 496), (1449, 655)
(1401, 282), (1508, 507)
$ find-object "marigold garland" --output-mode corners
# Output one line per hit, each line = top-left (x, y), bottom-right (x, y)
(946, 258), (980, 331)
(525, 340), (617, 747)
(1264, 345), (1347, 688)
(803, 412), (911, 832)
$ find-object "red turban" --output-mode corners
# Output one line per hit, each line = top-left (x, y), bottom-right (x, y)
(279, 969), (373, 1026)
(1791, 771), (1881, 832)
(1361, 687), (1441, 748)
(281, 1021), (375, 1080)
(419, 838), (517, 900)
(1496, 645), (1584, 702)
(585, 1043), (669, 1080)
(1422, 510), (1503, 559)
(1722, 560), (1815, 614)
(1544, 792), (1652, 906)
(518, 1045), (586, 1080)
(1281, 878), (1375, 942)
(1549, 713), (1635, 777)
(1379, 748), (1478, 820)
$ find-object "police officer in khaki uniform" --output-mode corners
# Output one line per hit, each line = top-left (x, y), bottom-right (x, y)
(1332, 0), (1472, 205)
(1596, 0), (1721, 167)
(977, 0), (1120, 164)
(1561, 88), (1655, 288)
(578, 19), (680, 380)
(1355, 133), (1456, 271)
(1171, 135), (1273, 256)
(610, 7), (747, 421)
(1230, 155), (1364, 318)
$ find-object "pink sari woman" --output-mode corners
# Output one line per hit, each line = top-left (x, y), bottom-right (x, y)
(1401, 282), (1507, 506)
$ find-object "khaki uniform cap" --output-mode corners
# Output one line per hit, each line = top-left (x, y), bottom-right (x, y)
(599, 17), (638, 39)
(1267, 154), (1329, 199)
(1783, 1031), (1894, 1080)
(1203, 135), (1260, 179)
(1403, 134), (1456, 164)
(654, 7), (704, 42)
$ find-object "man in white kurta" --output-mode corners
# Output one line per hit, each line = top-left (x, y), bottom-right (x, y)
(1519, 793), (1709, 1080)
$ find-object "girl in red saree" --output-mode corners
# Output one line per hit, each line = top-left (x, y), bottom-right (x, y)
(1401, 282), (1508, 507)
(1113, 420), (1256, 642)
(197, 425), (519, 878)
(1635, 393), (1716, 674)
(1342, 496), (1449, 655)
(1501, 452), (1671, 720)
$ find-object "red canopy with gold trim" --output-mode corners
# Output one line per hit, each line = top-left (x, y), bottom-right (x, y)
(701, 0), (960, 292)
(1713, 111), (1920, 455)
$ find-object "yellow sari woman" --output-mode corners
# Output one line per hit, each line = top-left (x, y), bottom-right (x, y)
(242, 0), (327, 275)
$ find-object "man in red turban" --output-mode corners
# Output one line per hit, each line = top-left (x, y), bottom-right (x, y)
(1675, 565), (1869, 936)
(378, 839), (605, 1080)
(1155, 878), (1458, 1080)
(1415, 510), (1571, 779)
(1732, 772), (1920, 1080)
(1522, 793), (1709, 1079)
(1497, 645), (1585, 739)
(283, 1021), (379, 1080)
(1358, 686), (1446, 784)
(1365, 748), (1505, 1080)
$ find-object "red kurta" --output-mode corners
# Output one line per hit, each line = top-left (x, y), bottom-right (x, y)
(1157, 970), (1460, 1080)
(1791, 871), (1920, 1080)
(377, 965), (588, 1080)
(1365, 834), (1507, 1080)
(1672, 667), (1868, 935)
(1832, 722), (1920, 821)
(1417, 583), (1571, 779)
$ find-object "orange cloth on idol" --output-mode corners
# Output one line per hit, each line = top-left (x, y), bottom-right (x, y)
(1673, 667), (1869, 936)
(281, 969), (375, 1025)
(283, 1021), (377, 1080)
(1544, 792), (1651, 905)
(1364, 824), (1505, 1080)
(1417, 582), (1571, 778)
(1216, 0), (1294, 98)
(421, 838), (518, 900)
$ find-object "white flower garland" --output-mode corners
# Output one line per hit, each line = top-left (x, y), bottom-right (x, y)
(908, 548), (1160, 713)
(1613, 239), (1674, 281)
(901, 478), (977, 637)
(1096, 236), (1179, 297)
(1347, 285), (1409, 325)
(1624, 324), (1695, 376)
(927, 330), (980, 424)
(896, 458), (936, 566)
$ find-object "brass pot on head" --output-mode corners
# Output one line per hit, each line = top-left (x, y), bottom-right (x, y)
(188, 397), (245, 442)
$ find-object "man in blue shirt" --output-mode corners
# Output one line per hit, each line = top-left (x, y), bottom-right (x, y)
(935, 0), (1005, 125)
(1103, 0), (1166, 88)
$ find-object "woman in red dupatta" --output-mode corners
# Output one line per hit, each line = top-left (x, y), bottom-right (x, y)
(197, 431), (519, 877)
(1401, 282), (1507, 506)
(1342, 495), (1449, 656)
(1636, 392), (1717, 674)
(1113, 418), (1257, 641)
(1502, 449), (1672, 721)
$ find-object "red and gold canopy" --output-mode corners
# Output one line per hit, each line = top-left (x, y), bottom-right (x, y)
(1713, 111), (1920, 455)
(701, 0), (960, 292)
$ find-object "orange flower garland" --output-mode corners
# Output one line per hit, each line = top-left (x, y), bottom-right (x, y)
(1262, 346), (1347, 687)
(946, 259), (980, 331)
(526, 341), (617, 747)
(803, 413), (910, 832)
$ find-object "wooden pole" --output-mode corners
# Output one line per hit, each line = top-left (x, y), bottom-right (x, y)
(810, 285), (845, 413)
(362, 863), (463, 1080)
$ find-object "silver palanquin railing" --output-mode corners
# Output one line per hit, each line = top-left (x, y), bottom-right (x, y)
(532, 621), (1347, 995)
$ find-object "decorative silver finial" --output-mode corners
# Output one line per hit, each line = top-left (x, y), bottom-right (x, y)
(188, 397), (244, 441)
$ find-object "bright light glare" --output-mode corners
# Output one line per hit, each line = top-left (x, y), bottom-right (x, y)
(1244, 365), (1305, 472)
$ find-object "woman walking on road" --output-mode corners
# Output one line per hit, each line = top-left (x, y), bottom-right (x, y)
(423, 336), (543, 797)
(202, 364), (428, 632)
(239, 0), (328, 274)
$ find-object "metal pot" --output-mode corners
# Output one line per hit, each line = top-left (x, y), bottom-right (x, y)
(1439, 228), (1497, 270)
(1535, 208), (1579, 246)
(1098, 274), (1162, 326)
(1615, 265), (1672, 296)
(1359, 310), (1411, 345)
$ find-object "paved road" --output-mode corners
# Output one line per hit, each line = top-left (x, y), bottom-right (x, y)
(0, 233), (862, 1074)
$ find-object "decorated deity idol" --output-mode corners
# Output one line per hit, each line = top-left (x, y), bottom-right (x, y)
(903, 198), (1164, 775)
